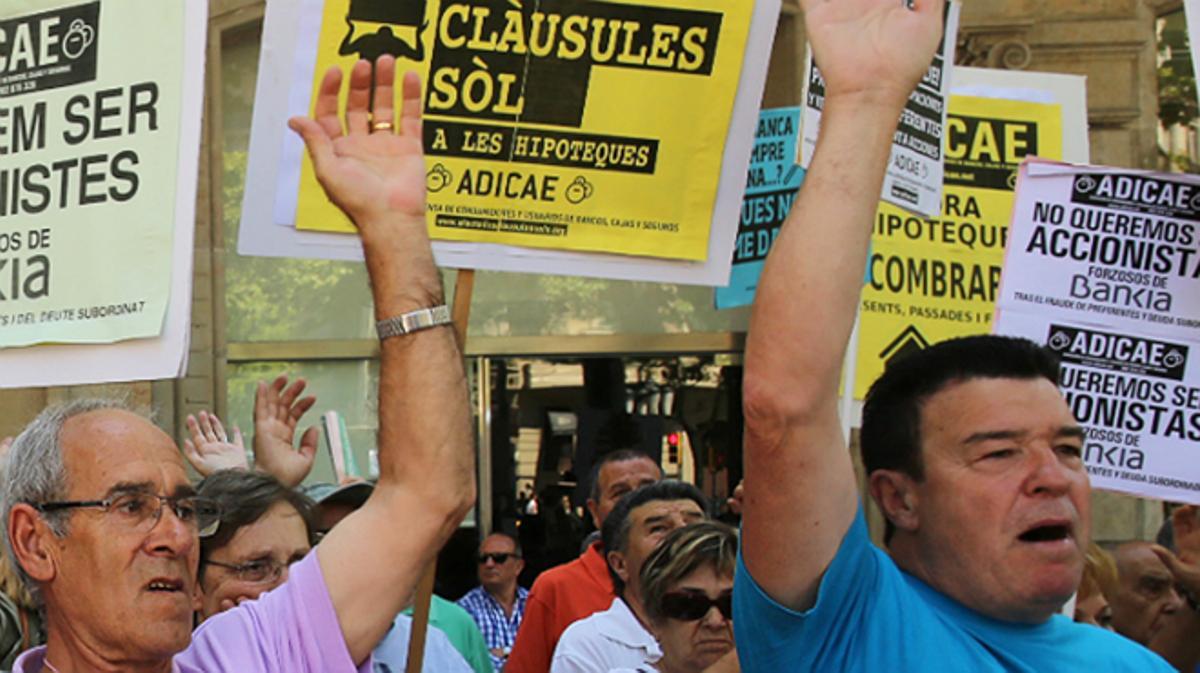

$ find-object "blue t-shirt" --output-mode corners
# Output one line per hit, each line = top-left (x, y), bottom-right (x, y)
(733, 505), (1172, 672)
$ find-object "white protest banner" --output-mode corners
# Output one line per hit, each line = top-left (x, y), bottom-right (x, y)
(799, 0), (960, 217)
(997, 310), (1200, 504)
(996, 159), (1200, 503)
(238, 0), (781, 286)
(0, 0), (203, 388)
(996, 161), (1200, 344)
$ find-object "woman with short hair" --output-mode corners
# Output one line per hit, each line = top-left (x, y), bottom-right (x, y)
(614, 521), (738, 673)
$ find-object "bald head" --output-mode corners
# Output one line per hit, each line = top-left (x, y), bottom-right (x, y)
(4, 400), (199, 664)
(1110, 542), (1182, 646)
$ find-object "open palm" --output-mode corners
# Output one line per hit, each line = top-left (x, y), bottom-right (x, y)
(183, 410), (248, 477)
(289, 56), (427, 227)
(253, 375), (319, 488)
(803, 0), (946, 107)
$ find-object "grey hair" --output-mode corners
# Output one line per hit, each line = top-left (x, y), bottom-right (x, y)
(2, 398), (140, 602)
(640, 521), (738, 625)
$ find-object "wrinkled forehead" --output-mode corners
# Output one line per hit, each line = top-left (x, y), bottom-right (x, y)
(600, 457), (661, 490)
(632, 498), (704, 524)
(1116, 543), (1169, 579)
(60, 409), (189, 496)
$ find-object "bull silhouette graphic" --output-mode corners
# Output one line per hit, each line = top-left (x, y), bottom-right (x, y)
(339, 0), (428, 62)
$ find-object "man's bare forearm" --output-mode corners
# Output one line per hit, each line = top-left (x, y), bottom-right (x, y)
(361, 216), (445, 317)
(360, 216), (475, 520)
(741, 92), (910, 610)
(320, 215), (476, 663)
(747, 94), (906, 413)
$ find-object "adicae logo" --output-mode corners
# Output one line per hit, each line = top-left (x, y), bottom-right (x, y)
(62, 19), (96, 60)
(1047, 330), (1071, 351)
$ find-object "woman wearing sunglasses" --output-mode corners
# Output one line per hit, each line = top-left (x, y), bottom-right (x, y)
(614, 522), (738, 673)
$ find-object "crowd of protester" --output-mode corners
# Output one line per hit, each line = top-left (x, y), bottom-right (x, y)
(3, 0), (1200, 671)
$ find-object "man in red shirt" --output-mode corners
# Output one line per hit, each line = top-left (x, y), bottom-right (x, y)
(506, 450), (661, 673)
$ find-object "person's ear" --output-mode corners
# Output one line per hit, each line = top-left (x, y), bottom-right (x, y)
(607, 549), (630, 584)
(9, 503), (57, 584)
(868, 470), (920, 533)
(586, 499), (601, 529)
(192, 572), (205, 613)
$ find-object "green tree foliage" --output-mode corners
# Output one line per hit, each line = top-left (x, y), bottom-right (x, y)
(1159, 11), (1197, 130)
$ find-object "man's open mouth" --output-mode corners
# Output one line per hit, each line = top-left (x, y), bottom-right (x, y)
(1018, 523), (1072, 543)
(146, 578), (184, 593)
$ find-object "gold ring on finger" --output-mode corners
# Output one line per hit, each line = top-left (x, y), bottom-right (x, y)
(372, 120), (394, 133)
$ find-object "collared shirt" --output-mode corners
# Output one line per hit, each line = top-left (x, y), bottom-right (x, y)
(13, 551), (369, 673)
(549, 597), (661, 673)
(373, 614), (474, 673)
(403, 595), (493, 673)
(457, 584), (529, 671)
(507, 541), (613, 673)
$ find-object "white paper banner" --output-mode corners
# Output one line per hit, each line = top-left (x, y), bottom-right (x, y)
(997, 160), (1200, 344)
(799, 0), (960, 217)
(995, 310), (1200, 504)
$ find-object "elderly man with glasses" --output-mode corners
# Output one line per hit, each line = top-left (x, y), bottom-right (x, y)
(1, 54), (475, 673)
(458, 533), (529, 671)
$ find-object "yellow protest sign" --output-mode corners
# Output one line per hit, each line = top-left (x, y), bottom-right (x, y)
(295, 0), (754, 262)
(0, 0), (186, 348)
(853, 95), (1063, 397)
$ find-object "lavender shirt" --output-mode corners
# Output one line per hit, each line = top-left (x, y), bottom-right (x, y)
(13, 551), (369, 672)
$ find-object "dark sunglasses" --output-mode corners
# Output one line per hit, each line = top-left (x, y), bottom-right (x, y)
(660, 592), (733, 621)
(478, 552), (519, 564)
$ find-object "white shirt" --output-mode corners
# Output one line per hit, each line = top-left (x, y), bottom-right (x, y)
(550, 597), (662, 673)
(373, 614), (474, 673)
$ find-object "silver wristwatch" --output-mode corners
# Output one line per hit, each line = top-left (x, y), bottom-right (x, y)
(375, 305), (452, 339)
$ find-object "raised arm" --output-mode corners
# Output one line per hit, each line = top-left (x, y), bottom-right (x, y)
(740, 0), (945, 611)
(289, 56), (476, 663)
(182, 410), (248, 476)
(251, 374), (319, 488)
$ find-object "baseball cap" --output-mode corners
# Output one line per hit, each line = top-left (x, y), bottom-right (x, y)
(300, 480), (374, 510)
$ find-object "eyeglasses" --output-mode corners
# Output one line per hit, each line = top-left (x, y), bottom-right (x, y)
(660, 591), (733, 621)
(33, 492), (222, 538)
(478, 552), (519, 564)
(205, 557), (291, 584)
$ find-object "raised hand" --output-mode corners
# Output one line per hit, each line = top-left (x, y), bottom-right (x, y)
(287, 55), (427, 232)
(253, 375), (319, 489)
(1173, 505), (1200, 563)
(802, 0), (946, 108)
(1152, 545), (1200, 603)
(183, 410), (248, 477)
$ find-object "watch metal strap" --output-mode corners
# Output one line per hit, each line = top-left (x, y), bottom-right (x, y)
(375, 305), (452, 339)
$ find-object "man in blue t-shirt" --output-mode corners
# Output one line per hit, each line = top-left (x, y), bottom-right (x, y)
(735, 1), (1174, 671)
